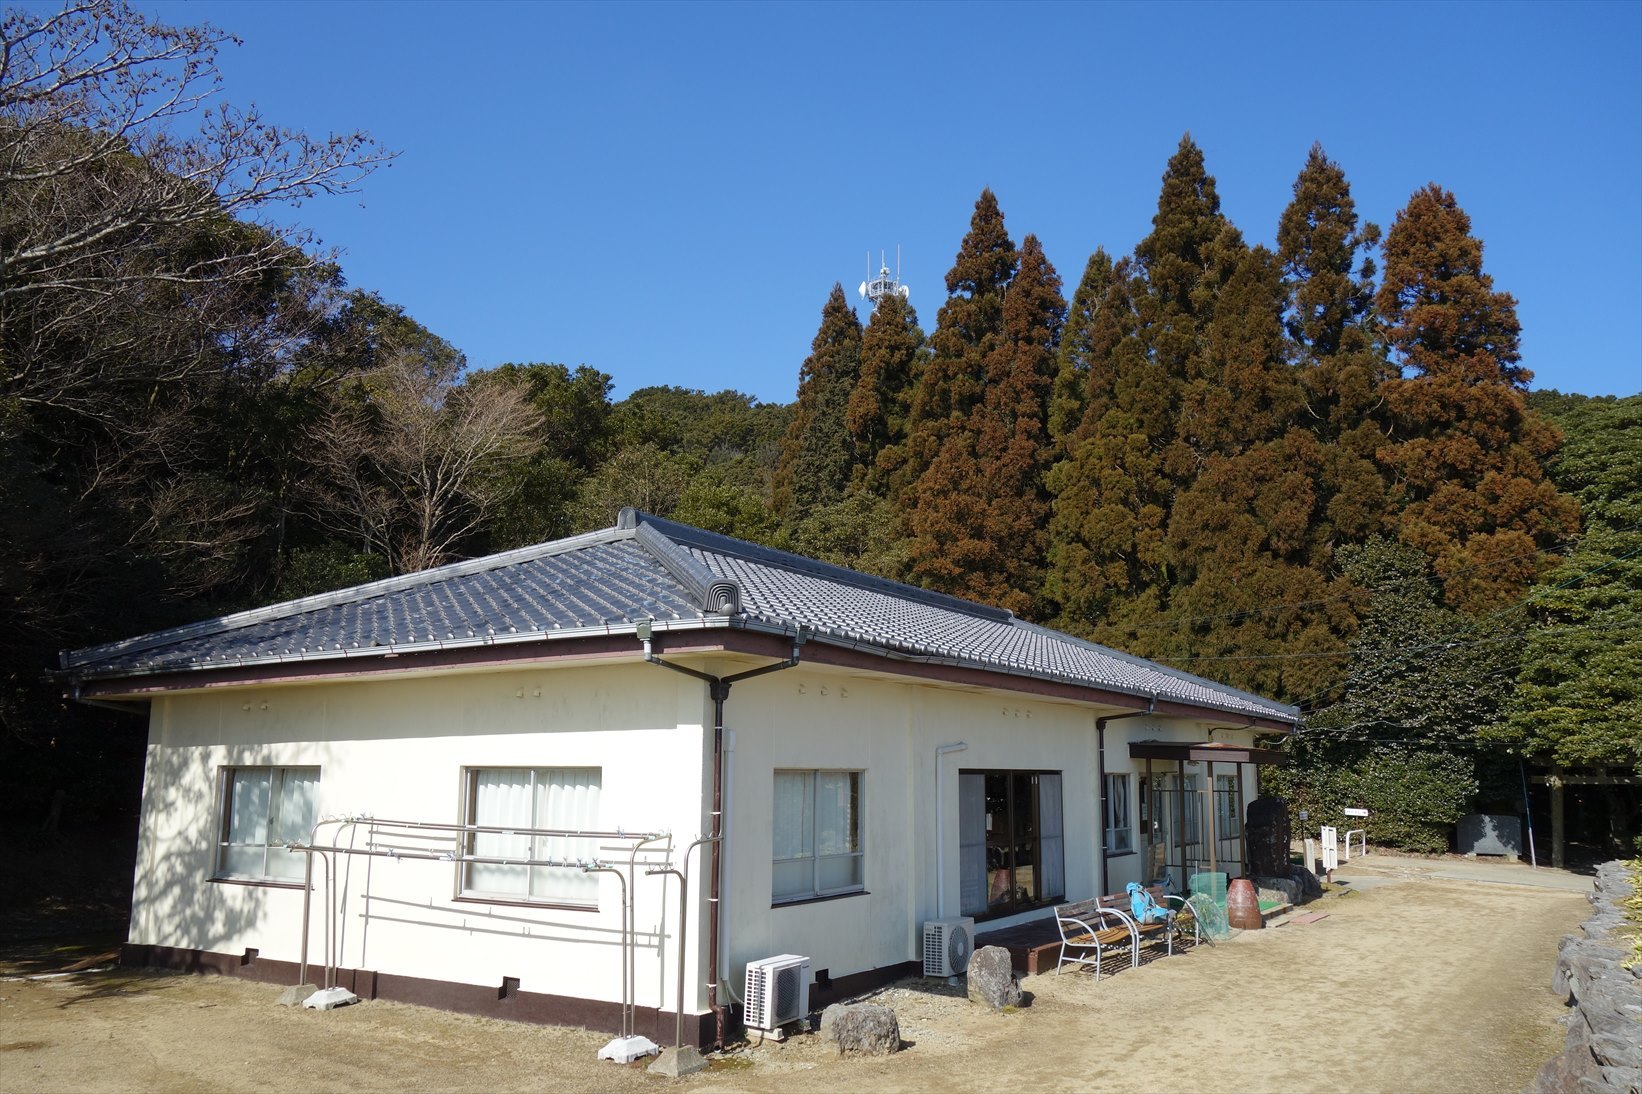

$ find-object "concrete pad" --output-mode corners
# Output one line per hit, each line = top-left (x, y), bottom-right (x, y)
(1332, 854), (1594, 893)
(647, 1045), (707, 1078)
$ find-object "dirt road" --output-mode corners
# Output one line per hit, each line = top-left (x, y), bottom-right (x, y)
(0, 868), (1587, 1094)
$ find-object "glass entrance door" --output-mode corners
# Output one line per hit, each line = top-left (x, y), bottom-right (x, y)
(1149, 769), (1206, 890)
(984, 773), (1037, 911)
(959, 770), (1064, 918)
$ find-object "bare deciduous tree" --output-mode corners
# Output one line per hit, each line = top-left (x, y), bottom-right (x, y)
(306, 356), (546, 574)
(0, 0), (394, 300)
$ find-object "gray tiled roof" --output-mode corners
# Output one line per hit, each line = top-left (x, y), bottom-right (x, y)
(62, 511), (1298, 723)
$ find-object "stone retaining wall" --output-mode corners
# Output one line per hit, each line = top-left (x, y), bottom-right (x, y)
(1534, 861), (1641, 1093)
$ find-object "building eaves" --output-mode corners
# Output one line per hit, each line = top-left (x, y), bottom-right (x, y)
(59, 510), (1300, 726)
(1008, 619), (1301, 721)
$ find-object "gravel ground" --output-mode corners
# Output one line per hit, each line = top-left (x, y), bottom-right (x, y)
(1, 868), (1586, 1094)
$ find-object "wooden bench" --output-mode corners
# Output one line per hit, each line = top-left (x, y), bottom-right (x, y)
(1054, 887), (1198, 979)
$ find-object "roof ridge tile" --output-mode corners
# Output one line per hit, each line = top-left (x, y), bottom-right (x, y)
(628, 510), (1012, 623)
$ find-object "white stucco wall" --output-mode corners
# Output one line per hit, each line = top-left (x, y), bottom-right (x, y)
(128, 652), (1273, 1018)
(130, 660), (711, 1016)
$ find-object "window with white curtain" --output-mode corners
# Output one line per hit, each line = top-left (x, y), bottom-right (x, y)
(773, 770), (862, 903)
(1104, 772), (1133, 853)
(216, 766), (319, 882)
(462, 767), (601, 906)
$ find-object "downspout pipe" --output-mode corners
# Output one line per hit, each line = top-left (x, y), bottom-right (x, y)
(1096, 699), (1155, 895)
(640, 621), (805, 1049)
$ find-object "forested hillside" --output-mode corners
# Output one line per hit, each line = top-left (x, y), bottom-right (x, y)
(3, 2), (1636, 854)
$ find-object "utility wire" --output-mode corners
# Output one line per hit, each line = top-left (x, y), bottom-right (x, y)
(1288, 543), (1642, 715)
(1090, 523), (1637, 637)
(1155, 618), (1641, 664)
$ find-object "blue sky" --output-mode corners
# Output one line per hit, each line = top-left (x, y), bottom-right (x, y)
(147, 0), (1640, 402)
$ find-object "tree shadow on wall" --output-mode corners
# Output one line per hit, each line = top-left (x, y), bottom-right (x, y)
(95, 744), (273, 967)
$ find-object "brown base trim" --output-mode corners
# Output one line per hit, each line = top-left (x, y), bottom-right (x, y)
(122, 943), (922, 1046)
(122, 943), (715, 1047)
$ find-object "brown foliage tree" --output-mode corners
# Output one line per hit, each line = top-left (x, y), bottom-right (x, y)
(1374, 184), (1577, 611)
(898, 198), (1064, 615)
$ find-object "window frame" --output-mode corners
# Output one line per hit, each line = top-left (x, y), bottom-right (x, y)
(214, 765), (320, 885)
(458, 765), (603, 910)
(1104, 772), (1134, 854)
(1214, 772), (1242, 839)
(771, 769), (865, 905)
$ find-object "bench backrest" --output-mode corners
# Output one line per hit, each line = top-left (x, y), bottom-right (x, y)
(1056, 899), (1100, 923)
(1098, 885), (1168, 905)
(1055, 899), (1114, 939)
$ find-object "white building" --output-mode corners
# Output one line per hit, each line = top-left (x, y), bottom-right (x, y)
(63, 510), (1297, 1046)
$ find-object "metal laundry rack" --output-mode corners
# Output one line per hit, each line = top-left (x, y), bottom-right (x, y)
(288, 814), (674, 1046)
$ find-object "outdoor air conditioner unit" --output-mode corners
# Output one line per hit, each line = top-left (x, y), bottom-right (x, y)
(744, 954), (811, 1032)
(922, 917), (975, 977)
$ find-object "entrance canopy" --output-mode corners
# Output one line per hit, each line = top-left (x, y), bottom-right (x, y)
(1128, 740), (1288, 766)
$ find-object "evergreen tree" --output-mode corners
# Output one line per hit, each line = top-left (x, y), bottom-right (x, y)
(771, 284), (863, 517)
(1375, 185), (1578, 611)
(1276, 144), (1391, 545)
(1496, 394), (1642, 809)
(1278, 146), (1381, 362)
(898, 199), (1066, 615)
(1178, 244), (1300, 457)
(1046, 136), (1239, 630)
(845, 290), (925, 493)
(893, 190), (1016, 595)
(1262, 539), (1501, 852)
(1048, 247), (1114, 445)
(899, 188), (1016, 481)
(1153, 244), (1347, 698)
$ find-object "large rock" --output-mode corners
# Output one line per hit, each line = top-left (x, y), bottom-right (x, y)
(1532, 859), (1641, 1093)
(1245, 796), (1291, 878)
(819, 1003), (901, 1055)
(1535, 1015), (1599, 1092)
(1251, 876), (1301, 907)
(966, 946), (1021, 1011)
(1288, 865), (1323, 902)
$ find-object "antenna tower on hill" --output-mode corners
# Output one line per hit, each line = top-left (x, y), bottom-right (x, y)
(857, 247), (910, 311)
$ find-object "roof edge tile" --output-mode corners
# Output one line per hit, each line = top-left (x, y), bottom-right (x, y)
(634, 522), (741, 614)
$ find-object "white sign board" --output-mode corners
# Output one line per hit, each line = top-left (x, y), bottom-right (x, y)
(1320, 825), (1339, 871)
(1344, 807), (1369, 818)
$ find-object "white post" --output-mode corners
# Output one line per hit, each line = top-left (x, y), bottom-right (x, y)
(934, 742), (967, 918)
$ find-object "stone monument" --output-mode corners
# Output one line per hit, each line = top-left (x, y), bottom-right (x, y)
(1245, 795), (1291, 878)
